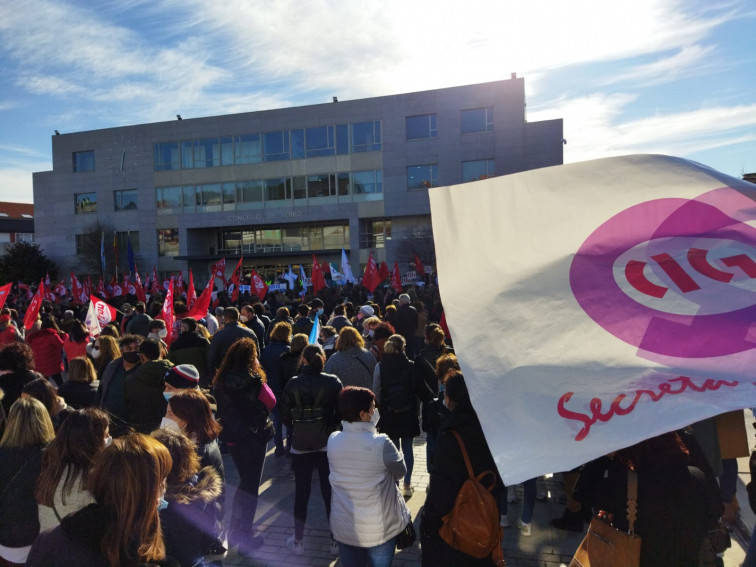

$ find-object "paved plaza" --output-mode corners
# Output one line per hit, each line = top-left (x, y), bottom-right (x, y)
(220, 418), (756, 567)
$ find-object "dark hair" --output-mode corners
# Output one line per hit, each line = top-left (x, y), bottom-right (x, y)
(181, 317), (198, 332)
(100, 323), (120, 338)
(118, 334), (142, 350)
(149, 319), (166, 331)
(135, 302), (146, 314)
(338, 386), (375, 422)
(40, 314), (61, 333)
(223, 307), (240, 321)
(68, 319), (89, 343)
(0, 342), (35, 372)
(301, 344), (325, 373)
(22, 377), (58, 416)
(444, 371), (472, 411)
(320, 325), (337, 338)
(296, 304), (309, 317)
(168, 389), (222, 445)
(425, 323), (446, 347)
(138, 338), (161, 361)
(151, 428), (200, 487)
(213, 338), (266, 386)
(252, 303), (264, 317)
(36, 408), (109, 506)
(334, 304), (345, 316)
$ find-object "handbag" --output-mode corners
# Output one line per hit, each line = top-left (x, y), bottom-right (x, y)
(395, 516), (417, 549)
(569, 470), (641, 567)
(706, 518), (731, 553)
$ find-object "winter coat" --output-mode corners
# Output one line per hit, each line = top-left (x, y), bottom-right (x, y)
(0, 444), (46, 548)
(420, 408), (503, 567)
(168, 332), (211, 385)
(0, 368), (40, 415)
(279, 349), (303, 392)
(62, 336), (89, 365)
(259, 340), (290, 394)
(26, 328), (65, 377)
(57, 379), (98, 409)
(124, 359), (172, 433)
(324, 346), (377, 390)
(372, 353), (420, 439)
(213, 369), (269, 444)
(38, 468), (96, 533)
(161, 467), (224, 567)
(327, 421), (408, 547)
(206, 322), (259, 373)
(126, 313), (153, 337)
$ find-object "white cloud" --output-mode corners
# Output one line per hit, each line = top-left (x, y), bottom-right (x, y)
(596, 44), (718, 87)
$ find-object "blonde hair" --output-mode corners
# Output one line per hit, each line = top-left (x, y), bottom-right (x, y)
(0, 397), (55, 448)
(383, 334), (406, 355)
(335, 326), (364, 351)
(68, 356), (97, 384)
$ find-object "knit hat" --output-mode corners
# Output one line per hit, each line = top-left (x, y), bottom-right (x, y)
(359, 305), (374, 318)
(164, 364), (200, 389)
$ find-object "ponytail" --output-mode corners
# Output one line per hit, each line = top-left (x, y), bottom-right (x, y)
(301, 344), (325, 373)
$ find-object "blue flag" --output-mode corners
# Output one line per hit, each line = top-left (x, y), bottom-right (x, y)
(308, 311), (320, 345)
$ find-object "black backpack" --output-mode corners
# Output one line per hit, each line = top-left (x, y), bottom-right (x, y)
(289, 383), (331, 451)
(380, 363), (415, 415)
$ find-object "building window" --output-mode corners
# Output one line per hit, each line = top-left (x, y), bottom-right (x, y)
(306, 126), (336, 158)
(352, 170), (383, 194)
(73, 150), (95, 172)
(406, 114), (437, 140)
(407, 164), (438, 190)
(156, 187), (181, 213)
(157, 228), (179, 257)
(461, 107), (494, 134)
(154, 142), (180, 171)
(75, 192), (97, 214)
(15, 233), (33, 243)
(193, 138), (221, 168)
(462, 159), (495, 182)
(236, 180), (264, 208)
(182, 185), (196, 212)
(220, 136), (234, 165)
(115, 231), (140, 252)
(235, 134), (262, 164)
(360, 220), (391, 249)
(263, 131), (290, 161)
(75, 234), (87, 255)
(114, 189), (138, 211)
(197, 183), (222, 212)
(307, 173), (336, 198)
(265, 178), (291, 201)
(351, 121), (381, 153)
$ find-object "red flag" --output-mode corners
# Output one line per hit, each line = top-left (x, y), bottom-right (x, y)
(249, 270), (269, 301)
(97, 277), (106, 299)
(152, 266), (161, 295)
(414, 254), (425, 277)
(361, 253), (381, 293)
(0, 283), (11, 311)
(134, 267), (147, 303)
(176, 272), (186, 293)
(311, 254), (326, 294)
(123, 273), (136, 296)
(378, 261), (389, 282)
(44, 273), (54, 301)
(187, 269), (197, 308)
(70, 273), (84, 305)
(391, 262), (403, 293)
(85, 276), (93, 299)
(186, 275), (213, 320)
(111, 274), (123, 297)
(211, 258), (226, 282)
(158, 278), (175, 345)
(54, 280), (66, 297)
(89, 294), (117, 326)
(23, 279), (44, 330)
(229, 257), (243, 302)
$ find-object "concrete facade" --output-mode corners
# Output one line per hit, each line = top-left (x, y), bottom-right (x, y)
(33, 77), (563, 283)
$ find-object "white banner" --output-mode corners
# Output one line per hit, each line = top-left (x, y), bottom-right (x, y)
(430, 155), (756, 484)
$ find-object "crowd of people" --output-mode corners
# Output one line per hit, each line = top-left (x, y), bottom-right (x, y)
(0, 279), (750, 567)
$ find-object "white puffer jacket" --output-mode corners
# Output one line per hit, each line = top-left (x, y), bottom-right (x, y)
(327, 421), (409, 547)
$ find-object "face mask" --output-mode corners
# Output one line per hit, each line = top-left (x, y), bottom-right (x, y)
(91, 348), (101, 360)
(122, 351), (140, 364)
(160, 416), (182, 432)
(158, 328), (168, 338)
(317, 308), (324, 316)
(157, 498), (169, 512)
(163, 392), (174, 402)
(438, 383), (445, 394)
(369, 408), (380, 426)
(104, 436), (112, 447)
(368, 330), (374, 338)
(240, 315), (248, 323)
(443, 397), (450, 410)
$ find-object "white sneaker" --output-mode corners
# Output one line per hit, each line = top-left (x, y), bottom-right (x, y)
(517, 519), (531, 536)
(499, 514), (510, 528)
(507, 485), (517, 503)
(286, 535), (304, 555)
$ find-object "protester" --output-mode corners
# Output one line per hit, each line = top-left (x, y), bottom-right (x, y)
(57, 356), (99, 409)
(0, 310), (21, 346)
(0, 342), (41, 416)
(328, 386), (409, 567)
(212, 338), (271, 553)
(26, 314), (65, 386)
(35, 408), (110, 532)
(168, 317), (211, 387)
(420, 371), (503, 566)
(0, 398), (55, 566)
(95, 334), (142, 437)
(207, 307), (260, 375)
(267, 307), (293, 342)
(280, 344), (343, 556)
(22, 377), (73, 430)
(125, 301), (152, 338)
(27, 433), (174, 567)
(123, 338), (171, 434)
(324, 326), (377, 390)
(89, 335), (120, 381)
(62, 319), (90, 369)
(260, 322), (292, 457)
(373, 334), (419, 498)
(370, 322), (395, 362)
(240, 304), (266, 349)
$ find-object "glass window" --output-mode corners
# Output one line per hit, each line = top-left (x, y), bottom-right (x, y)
(75, 192), (97, 214)
(308, 174), (332, 198)
(406, 114), (437, 140)
(236, 180), (263, 206)
(115, 231), (140, 252)
(306, 126), (336, 158)
(282, 227), (303, 251)
(263, 131), (290, 161)
(154, 142), (180, 171)
(182, 185), (196, 212)
(360, 220), (391, 249)
(223, 231), (242, 251)
(462, 159), (495, 182)
(235, 134), (261, 164)
(407, 164), (438, 190)
(351, 121), (381, 153)
(220, 136), (234, 165)
(336, 124), (348, 154)
(157, 228), (179, 257)
(193, 138), (220, 168)
(306, 226), (323, 250)
(15, 233), (33, 243)
(197, 183), (222, 212)
(156, 186), (181, 213)
(73, 150), (95, 172)
(292, 176), (307, 200)
(259, 229), (281, 247)
(461, 107), (494, 134)
(114, 189), (138, 211)
(75, 234), (87, 255)
(323, 225), (348, 249)
(265, 177), (290, 201)
(352, 170), (383, 194)
(336, 172), (350, 196)
(181, 140), (194, 168)
(222, 182), (235, 207)
(291, 129), (305, 159)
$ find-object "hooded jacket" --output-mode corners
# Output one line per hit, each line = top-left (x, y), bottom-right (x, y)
(124, 359), (172, 433)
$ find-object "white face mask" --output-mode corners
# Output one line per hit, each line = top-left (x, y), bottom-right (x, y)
(158, 328), (168, 338)
(160, 416), (182, 432)
(369, 408), (380, 426)
(240, 315), (248, 323)
(91, 348), (101, 360)
(104, 436), (112, 447)
(443, 397), (450, 410)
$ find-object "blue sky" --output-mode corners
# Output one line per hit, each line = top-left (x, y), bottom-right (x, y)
(0, 0), (754, 203)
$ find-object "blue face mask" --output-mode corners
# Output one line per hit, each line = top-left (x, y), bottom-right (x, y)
(163, 392), (174, 402)
(158, 498), (169, 512)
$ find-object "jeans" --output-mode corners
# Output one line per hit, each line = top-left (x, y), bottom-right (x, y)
(390, 436), (414, 486)
(291, 451), (332, 540)
(271, 405), (284, 451)
(337, 536), (397, 567)
(521, 477), (537, 524)
(228, 434), (268, 531)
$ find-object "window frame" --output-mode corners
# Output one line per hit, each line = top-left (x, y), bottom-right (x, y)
(113, 189), (138, 212)
(407, 164), (439, 190)
(461, 107), (494, 134)
(406, 114), (438, 140)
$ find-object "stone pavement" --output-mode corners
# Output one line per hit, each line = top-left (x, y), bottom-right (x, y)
(220, 423), (756, 567)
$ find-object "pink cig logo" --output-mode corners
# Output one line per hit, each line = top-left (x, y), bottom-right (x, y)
(569, 188), (756, 359)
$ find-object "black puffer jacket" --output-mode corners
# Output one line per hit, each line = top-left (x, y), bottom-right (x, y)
(0, 444), (45, 548)
(213, 369), (269, 444)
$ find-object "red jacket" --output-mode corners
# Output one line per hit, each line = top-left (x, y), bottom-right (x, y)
(26, 329), (65, 377)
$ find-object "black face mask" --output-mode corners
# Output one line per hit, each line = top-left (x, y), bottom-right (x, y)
(122, 351), (140, 364)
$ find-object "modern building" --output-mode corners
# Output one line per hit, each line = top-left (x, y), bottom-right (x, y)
(0, 202), (34, 255)
(33, 76), (563, 284)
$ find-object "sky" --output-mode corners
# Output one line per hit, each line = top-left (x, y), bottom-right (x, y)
(0, 0), (754, 203)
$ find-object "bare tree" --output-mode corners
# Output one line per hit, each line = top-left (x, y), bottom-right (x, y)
(393, 226), (436, 272)
(76, 221), (141, 278)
